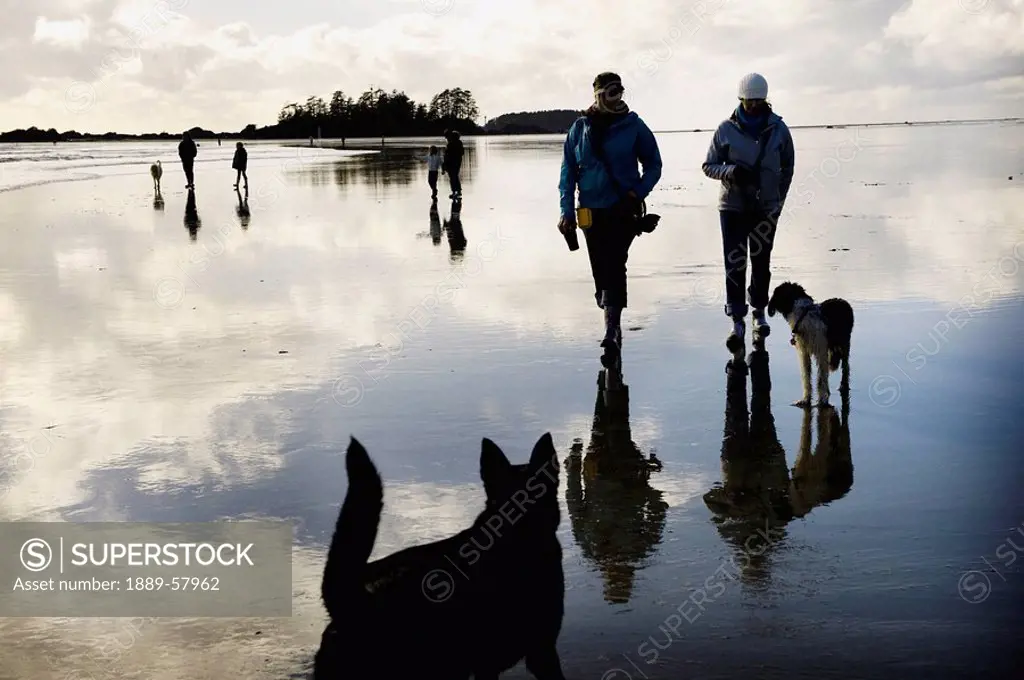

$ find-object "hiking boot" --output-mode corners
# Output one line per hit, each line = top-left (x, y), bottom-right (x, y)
(601, 305), (622, 352)
(752, 309), (770, 338)
(726, 318), (745, 353)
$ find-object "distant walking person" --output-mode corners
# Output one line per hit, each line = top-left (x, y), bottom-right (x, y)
(178, 131), (197, 189)
(425, 145), (443, 200)
(232, 142), (248, 190)
(558, 71), (663, 361)
(702, 72), (794, 350)
(443, 129), (464, 199)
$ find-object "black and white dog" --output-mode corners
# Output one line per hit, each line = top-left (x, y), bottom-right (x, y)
(767, 282), (854, 408)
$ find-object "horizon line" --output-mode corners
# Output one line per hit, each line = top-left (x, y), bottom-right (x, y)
(0, 115), (1020, 140)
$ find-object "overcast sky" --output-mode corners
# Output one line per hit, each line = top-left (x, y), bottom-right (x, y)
(2, 0), (1022, 134)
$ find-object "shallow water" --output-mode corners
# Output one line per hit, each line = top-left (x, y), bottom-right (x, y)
(1, 123), (1023, 678)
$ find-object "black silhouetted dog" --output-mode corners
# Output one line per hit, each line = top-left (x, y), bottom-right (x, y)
(314, 434), (567, 679)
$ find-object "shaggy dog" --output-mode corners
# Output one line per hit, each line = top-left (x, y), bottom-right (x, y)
(767, 281), (854, 408)
(150, 160), (162, 192)
(314, 435), (566, 680)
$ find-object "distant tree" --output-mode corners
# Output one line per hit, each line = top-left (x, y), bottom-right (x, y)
(278, 103), (301, 123)
(429, 88), (480, 124)
(261, 84), (484, 139)
(306, 96), (328, 120)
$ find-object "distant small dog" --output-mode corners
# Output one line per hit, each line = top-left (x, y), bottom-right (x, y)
(767, 281), (854, 408)
(314, 434), (566, 679)
(150, 160), (162, 192)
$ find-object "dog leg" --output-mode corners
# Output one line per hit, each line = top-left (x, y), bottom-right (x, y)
(524, 646), (567, 680)
(793, 343), (812, 408)
(840, 353), (851, 395)
(816, 350), (831, 408)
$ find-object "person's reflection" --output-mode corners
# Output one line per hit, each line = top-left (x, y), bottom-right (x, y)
(153, 187), (164, 211)
(235, 187), (250, 231)
(703, 350), (792, 590)
(704, 350), (854, 590)
(183, 188), (201, 241)
(566, 366), (668, 604)
(443, 198), (466, 262)
(429, 199), (441, 245)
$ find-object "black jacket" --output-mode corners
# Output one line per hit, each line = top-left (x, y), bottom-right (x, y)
(444, 138), (464, 170)
(178, 138), (197, 161)
(232, 147), (247, 171)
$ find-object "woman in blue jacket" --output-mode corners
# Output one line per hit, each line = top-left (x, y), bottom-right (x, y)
(702, 73), (794, 349)
(559, 72), (663, 359)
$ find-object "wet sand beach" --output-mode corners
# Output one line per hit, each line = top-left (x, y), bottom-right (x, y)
(1, 123), (1023, 678)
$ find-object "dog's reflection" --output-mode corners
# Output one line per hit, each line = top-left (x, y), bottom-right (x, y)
(235, 187), (250, 230)
(429, 199), (442, 245)
(566, 367), (668, 604)
(153, 188), (164, 211)
(704, 350), (853, 590)
(183, 188), (201, 241)
(790, 395), (853, 518)
(443, 198), (466, 262)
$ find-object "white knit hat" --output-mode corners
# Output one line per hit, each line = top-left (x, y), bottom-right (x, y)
(737, 72), (768, 100)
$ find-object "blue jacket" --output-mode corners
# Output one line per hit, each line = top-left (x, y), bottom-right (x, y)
(702, 110), (794, 215)
(559, 112), (662, 218)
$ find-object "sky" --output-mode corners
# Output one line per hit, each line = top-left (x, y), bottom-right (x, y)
(2, 0), (1023, 134)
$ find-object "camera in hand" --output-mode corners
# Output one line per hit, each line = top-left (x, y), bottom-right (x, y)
(637, 213), (660, 234)
(564, 226), (580, 251)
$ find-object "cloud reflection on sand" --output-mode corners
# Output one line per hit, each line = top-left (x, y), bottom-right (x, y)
(0, 125), (1021, 677)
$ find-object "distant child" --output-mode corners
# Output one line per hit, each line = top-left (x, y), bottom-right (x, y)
(426, 145), (443, 199)
(232, 142), (248, 190)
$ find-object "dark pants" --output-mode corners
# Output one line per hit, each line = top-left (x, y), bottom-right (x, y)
(583, 207), (637, 309)
(447, 164), (462, 194)
(427, 170), (438, 197)
(181, 159), (194, 186)
(720, 210), (777, 318)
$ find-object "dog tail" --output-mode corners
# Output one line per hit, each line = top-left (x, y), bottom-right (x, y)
(321, 437), (383, 620)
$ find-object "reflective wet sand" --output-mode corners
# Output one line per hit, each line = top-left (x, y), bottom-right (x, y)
(1, 123), (1022, 678)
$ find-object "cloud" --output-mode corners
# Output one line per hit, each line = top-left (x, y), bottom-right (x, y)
(0, 0), (1021, 133)
(33, 16), (92, 48)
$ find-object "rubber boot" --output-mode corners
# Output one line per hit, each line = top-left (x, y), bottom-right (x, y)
(726, 316), (745, 353)
(752, 308), (770, 339)
(601, 305), (622, 351)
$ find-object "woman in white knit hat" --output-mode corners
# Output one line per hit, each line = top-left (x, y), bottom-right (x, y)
(702, 72), (795, 350)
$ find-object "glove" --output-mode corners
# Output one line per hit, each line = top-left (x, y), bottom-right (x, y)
(557, 214), (576, 234)
(730, 165), (755, 185)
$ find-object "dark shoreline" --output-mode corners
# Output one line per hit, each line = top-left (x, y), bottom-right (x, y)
(1, 116), (1021, 145)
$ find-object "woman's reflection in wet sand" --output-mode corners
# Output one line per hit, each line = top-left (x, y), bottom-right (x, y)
(443, 198), (466, 262)
(235, 187), (250, 231)
(704, 349), (853, 592)
(183, 188), (201, 241)
(566, 366), (668, 604)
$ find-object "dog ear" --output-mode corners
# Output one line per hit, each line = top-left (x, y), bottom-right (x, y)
(480, 438), (512, 492)
(767, 298), (776, 317)
(528, 432), (558, 476)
